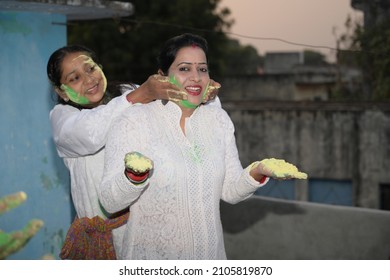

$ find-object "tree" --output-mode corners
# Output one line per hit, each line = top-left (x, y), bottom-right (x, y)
(303, 50), (328, 66)
(223, 39), (264, 76)
(68, 0), (262, 84)
(356, 21), (390, 100)
(337, 14), (390, 100)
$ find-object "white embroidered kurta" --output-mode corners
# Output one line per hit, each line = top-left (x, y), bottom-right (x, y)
(49, 93), (133, 250)
(99, 100), (267, 260)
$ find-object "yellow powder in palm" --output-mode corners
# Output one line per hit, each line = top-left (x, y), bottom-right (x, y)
(260, 158), (308, 179)
(124, 152), (152, 173)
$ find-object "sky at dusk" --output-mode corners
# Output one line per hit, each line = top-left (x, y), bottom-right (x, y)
(221, 0), (363, 62)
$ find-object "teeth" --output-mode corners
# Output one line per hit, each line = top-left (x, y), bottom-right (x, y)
(186, 86), (200, 92)
(88, 84), (98, 92)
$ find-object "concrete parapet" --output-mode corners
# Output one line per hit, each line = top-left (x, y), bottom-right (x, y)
(222, 196), (390, 259)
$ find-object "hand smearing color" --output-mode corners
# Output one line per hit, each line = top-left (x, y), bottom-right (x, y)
(153, 74), (220, 104)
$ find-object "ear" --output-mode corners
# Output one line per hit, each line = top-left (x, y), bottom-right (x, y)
(157, 69), (165, 76)
(54, 86), (69, 102)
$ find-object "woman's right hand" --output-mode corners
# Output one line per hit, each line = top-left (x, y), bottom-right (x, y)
(126, 74), (187, 104)
(124, 152), (153, 184)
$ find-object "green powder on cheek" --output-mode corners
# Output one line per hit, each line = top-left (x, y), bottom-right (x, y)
(168, 75), (209, 108)
(60, 84), (89, 105)
(180, 100), (198, 109)
(169, 75), (181, 88)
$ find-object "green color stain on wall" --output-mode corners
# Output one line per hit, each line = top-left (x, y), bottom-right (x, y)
(43, 227), (65, 258)
(40, 172), (53, 190)
(0, 14), (32, 35)
(41, 157), (48, 164)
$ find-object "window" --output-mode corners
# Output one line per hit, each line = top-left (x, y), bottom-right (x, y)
(255, 179), (295, 200)
(380, 184), (390, 211)
(309, 179), (353, 206)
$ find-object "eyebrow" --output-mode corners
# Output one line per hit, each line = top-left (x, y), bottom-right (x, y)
(63, 56), (93, 81)
(176, 62), (208, 66)
(64, 70), (76, 82)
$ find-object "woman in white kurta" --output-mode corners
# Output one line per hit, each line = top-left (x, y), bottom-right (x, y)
(99, 34), (272, 259)
(50, 89), (134, 220)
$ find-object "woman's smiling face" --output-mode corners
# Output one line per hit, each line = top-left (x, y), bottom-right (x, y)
(59, 52), (107, 106)
(168, 46), (210, 107)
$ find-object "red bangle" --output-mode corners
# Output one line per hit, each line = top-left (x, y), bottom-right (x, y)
(124, 169), (149, 184)
(259, 176), (268, 184)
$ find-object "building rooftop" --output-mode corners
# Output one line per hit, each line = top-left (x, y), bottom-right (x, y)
(0, 0), (133, 20)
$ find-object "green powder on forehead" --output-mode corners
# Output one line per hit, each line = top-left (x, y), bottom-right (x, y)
(60, 84), (89, 105)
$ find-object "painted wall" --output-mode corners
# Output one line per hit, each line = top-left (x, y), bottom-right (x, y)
(0, 11), (72, 259)
(223, 101), (390, 210)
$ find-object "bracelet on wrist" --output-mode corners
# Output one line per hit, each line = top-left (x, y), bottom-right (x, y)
(258, 175), (268, 184)
(124, 169), (149, 184)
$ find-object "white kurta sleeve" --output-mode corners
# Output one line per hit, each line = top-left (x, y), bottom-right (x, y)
(49, 94), (131, 158)
(98, 106), (149, 214)
(220, 113), (268, 204)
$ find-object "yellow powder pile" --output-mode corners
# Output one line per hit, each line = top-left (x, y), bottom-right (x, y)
(260, 158), (308, 179)
(124, 152), (153, 174)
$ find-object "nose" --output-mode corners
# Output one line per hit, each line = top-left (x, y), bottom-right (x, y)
(83, 72), (97, 85)
(190, 70), (201, 82)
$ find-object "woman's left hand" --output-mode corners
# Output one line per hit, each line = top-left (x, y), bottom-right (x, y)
(250, 158), (308, 182)
(203, 79), (221, 103)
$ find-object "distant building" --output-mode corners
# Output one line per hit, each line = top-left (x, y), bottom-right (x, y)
(221, 51), (362, 102)
(219, 50), (388, 212)
(264, 52), (304, 74)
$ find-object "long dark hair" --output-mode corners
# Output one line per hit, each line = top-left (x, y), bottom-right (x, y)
(157, 33), (209, 75)
(47, 45), (124, 109)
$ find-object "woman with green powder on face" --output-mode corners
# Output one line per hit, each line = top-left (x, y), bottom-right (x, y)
(46, 45), (221, 259)
(98, 33), (307, 260)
